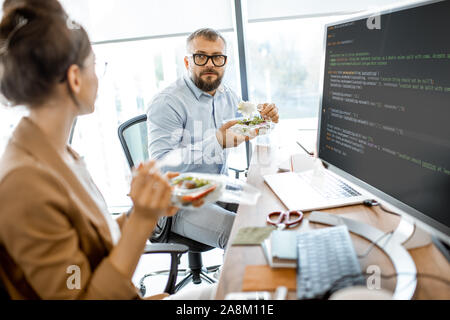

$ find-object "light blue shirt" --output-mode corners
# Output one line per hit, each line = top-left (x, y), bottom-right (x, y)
(147, 74), (240, 174)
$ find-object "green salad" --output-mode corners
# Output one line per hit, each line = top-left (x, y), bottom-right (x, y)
(237, 116), (266, 126)
(171, 176), (210, 189)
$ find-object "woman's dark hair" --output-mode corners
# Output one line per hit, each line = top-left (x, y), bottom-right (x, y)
(0, 0), (92, 106)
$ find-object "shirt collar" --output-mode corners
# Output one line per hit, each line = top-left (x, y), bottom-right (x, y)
(183, 73), (225, 100)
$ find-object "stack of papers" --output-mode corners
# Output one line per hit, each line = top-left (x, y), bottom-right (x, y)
(261, 230), (298, 268)
(278, 153), (318, 172)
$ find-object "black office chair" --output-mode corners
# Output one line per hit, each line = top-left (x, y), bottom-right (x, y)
(118, 114), (227, 293)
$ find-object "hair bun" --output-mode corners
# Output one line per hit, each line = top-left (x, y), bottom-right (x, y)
(2, 0), (67, 17)
(0, 0), (68, 51)
(0, 0), (92, 107)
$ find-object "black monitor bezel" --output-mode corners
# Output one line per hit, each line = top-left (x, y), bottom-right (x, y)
(316, 0), (450, 244)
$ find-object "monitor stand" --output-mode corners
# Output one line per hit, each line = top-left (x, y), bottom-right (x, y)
(392, 215), (431, 249)
(389, 215), (449, 261)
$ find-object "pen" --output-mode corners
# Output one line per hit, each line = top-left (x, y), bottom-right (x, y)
(296, 141), (314, 156)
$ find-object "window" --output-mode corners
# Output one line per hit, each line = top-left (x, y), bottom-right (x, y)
(246, 17), (329, 119)
(60, 0), (235, 43)
(57, 0), (241, 208)
(245, 0), (408, 120)
(0, 107), (27, 156)
(246, 0), (405, 20)
(71, 32), (241, 207)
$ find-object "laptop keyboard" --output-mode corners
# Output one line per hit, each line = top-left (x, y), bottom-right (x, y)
(297, 225), (365, 300)
(298, 170), (361, 199)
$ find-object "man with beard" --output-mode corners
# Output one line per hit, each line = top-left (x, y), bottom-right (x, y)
(146, 28), (279, 249)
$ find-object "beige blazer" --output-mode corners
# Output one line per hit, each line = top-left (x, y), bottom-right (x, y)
(0, 117), (140, 299)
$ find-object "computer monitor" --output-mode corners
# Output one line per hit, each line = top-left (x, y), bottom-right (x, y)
(317, 0), (450, 245)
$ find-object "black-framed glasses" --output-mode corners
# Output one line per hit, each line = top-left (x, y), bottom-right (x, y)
(191, 54), (227, 67)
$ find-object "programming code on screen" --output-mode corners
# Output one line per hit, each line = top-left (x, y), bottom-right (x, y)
(319, 1), (450, 229)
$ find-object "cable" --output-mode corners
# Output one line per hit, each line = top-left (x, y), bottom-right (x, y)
(357, 230), (394, 259)
(139, 274), (151, 296)
(321, 271), (450, 300)
(320, 273), (366, 300)
(363, 199), (400, 216)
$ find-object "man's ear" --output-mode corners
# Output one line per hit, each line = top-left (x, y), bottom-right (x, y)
(66, 64), (82, 94)
(184, 56), (190, 70)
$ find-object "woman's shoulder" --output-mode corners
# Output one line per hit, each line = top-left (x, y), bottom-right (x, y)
(0, 141), (47, 183)
(0, 162), (69, 206)
(0, 143), (68, 205)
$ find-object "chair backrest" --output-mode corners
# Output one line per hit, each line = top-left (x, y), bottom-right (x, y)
(118, 114), (172, 243)
(117, 114), (148, 168)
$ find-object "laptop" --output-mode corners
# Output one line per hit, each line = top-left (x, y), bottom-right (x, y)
(264, 158), (369, 212)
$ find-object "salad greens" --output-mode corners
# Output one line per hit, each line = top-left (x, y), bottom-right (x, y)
(172, 176), (210, 189)
(237, 116), (266, 126)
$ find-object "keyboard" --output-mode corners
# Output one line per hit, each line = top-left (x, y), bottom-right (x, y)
(296, 225), (365, 300)
(298, 170), (361, 199)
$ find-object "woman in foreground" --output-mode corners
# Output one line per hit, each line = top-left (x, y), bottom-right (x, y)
(0, 0), (213, 300)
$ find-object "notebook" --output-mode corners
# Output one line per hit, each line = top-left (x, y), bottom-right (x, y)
(242, 265), (297, 291)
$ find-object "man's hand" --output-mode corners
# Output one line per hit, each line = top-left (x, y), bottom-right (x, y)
(216, 120), (252, 148)
(258, 103), (279, 123)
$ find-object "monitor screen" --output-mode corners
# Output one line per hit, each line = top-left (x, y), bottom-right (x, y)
(318, 0), (450, 237)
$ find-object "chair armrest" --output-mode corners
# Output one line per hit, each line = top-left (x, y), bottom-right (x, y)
(143, 243), (188, 255)
(229, 167), (245, 179)
(140, 243), (189, 295)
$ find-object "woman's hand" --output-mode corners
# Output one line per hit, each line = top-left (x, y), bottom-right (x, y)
(129, 161), (173, 222)
(109, 164), (178, 279)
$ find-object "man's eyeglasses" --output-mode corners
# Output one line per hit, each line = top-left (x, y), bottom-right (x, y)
(190, 54), (227, 67)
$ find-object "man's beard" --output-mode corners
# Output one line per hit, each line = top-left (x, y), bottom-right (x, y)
(192, 69), (224, 92)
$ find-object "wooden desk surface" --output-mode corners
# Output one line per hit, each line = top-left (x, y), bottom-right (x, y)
(215, 135), (450, 300)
